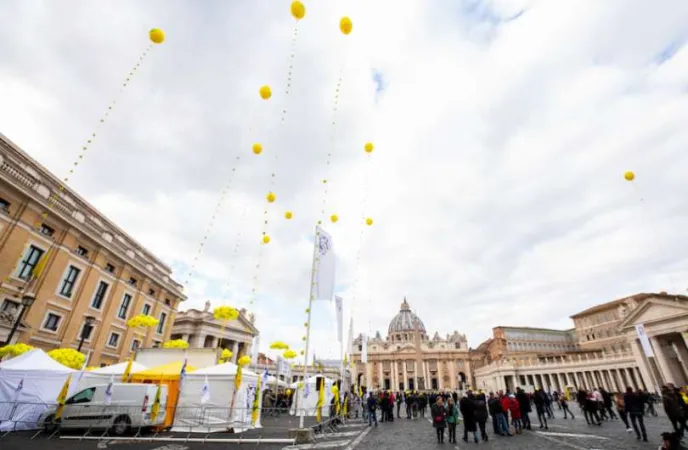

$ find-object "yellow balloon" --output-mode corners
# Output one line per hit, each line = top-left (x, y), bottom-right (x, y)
(285, 211), (293, 219)
(266, 192), (276, 203)
(366, 217), (373, 226)
(259, 85), (272, 100)
(149, 28), (165, 44)
(286, 388), (292, 396)
(330, 214), (339, 223)
(364, 142), (374, 153)
(624, 171), (635, 181)
(262, 235), (270, 244)
(252, 143), (263, 155)
(290, 1), (306, 20)
(340, 17), (353, 35)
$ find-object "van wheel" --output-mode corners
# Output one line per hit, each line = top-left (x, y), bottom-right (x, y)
(43, 414), (61, 433)
(112, 415), (131, 436)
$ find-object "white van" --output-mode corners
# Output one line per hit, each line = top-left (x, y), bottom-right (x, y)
(40, 383), (168, 435)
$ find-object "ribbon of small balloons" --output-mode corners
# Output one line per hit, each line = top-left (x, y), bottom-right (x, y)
(3, 28), (165, 285)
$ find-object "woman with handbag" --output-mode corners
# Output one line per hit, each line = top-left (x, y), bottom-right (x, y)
(431, 396), (447, 443)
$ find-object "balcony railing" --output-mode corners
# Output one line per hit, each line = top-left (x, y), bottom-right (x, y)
(474, 351), (635, 375)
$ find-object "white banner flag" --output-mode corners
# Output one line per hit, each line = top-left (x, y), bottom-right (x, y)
(346, 317), (354, 360)
(312, 226), (335, 301)
(635, 324), (654, 357)
(251, 335), (260, 365)
(335, 296), (344, 343)
(361, 334), (368, 363)
(201, 375), (211, 404)
(104, 374), (114, 406)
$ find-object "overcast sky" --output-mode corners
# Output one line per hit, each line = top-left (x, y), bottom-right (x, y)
(2, 0), (688, 361)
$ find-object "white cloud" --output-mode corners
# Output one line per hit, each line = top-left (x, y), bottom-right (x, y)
(2, 0), (688, 360)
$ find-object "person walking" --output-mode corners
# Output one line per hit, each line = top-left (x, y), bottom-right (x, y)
(516, 388), (532, 430)
(474, 391), (489, 442)
(367, 392), (378, 427)
(507, 394), (522, 434)
(614, 392), (632, 432)
(446, 397), (459, 444)
(431, 396), (447, 444)
(625, 387), (647, 442)
(560, 395), (575, 419)
(533, 389), (549, 430)
(460, 391), (479, 443)
(488, 392), (510, 436)
(396, 391), (403, 418)
(662, 385), (688, 439)
(600, 388), (617, 420)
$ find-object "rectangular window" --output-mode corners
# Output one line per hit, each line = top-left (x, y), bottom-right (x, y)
(148, 288), (155, 296)
(1, 299), (20, 313)
(142, 304), (151, 316)
(128, 277), (137, 286)
(17, 245), (44, 280)
(164, 299), (171, 306)
(0, 197), (10, 213)
(40, 224), (55, 237)
(108, 332), (120, 347)
(76, 246), (89, 258)
(131, 339), (141, 351)
(43, 313), (61, 332)
(91, 281), (109, 309)
(105, 263), (115, 273)
(81, 322), (94, 341)
(157, 312), (167, 334)
(118, 294), (132, 319)
(59, 265), (81, 298)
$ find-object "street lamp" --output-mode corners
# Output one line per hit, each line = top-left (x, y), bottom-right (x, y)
(78, 315), (96, 352)
(3, 293), (36, 346)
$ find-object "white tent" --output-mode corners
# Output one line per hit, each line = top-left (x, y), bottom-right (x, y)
(289, 375), (334, 418)
(77, 361), (148, 390)
(266, 375), (288, 389)
(172, 362), (259, 433)
(0, 349), (76, 431)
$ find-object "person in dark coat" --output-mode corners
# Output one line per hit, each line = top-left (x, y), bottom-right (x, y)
(431, 396), (447, 443)
(460, 391), (478, 443)
(533, 389), (548, 429)
(600, 388), (617, 420)
(367, 393), (378, 427)
(662, 385), (687, 438)
(515, 388), (532, 430)
(474, 392), (489, 442)
(625, 387), (647, 442)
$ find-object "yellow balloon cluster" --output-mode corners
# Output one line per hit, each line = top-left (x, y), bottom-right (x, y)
(270, 341), (290, 350)
(340, 17), (353, 35)
(220, 348), (234, 362)
(162, 339), (189, 349)
(330, 214), (339, 223)
(259, 85), (272, 100)
(48, 348), (85, 370)
(237, 355), (252, 367)
(0, 343), (33, 358)
(266, 192), (276, 203)
(624, 171), (635, 181)
(285, 211), (293, 220)
(364, 142), (374, 153)
(149, 28), (165, 44)
(127, 314), (159, 329)
(262, 234), (271, 244)
(213, 305), (239, 321)
(290, 1), (306, 20)
(252, 143), (263, 155)
(283, 349), (297, 359)
(366, 217), (373, 226)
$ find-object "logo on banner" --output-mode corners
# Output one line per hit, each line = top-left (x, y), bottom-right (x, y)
(318, 234), (331, 256)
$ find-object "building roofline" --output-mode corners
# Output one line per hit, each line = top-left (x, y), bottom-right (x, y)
(569, 292), (688, 319)
(492, 325), (572, 334)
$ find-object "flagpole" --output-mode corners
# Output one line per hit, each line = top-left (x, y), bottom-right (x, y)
(299, 225), (319, 429)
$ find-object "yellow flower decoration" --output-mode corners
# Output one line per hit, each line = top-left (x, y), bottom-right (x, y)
(364, 142), (374, 153)
(290, 1), (306, 20)
(340, 17), (353, 35)
(48, 348), (85, 370)
(213, 306), (239, 321)
(270, 341), (289, 350)
(259, 85), (272, 100)
(366, 217), (373, 226)
(149, 28), (165, 44)
(162, 339), (189, 349)
(127, 314), (159, 329)
(237, 355), (251, 367)
(252, 143), (263, 155)
(0, 343), (34, 358)
(220, 348), (233, 362)
(283, 349), (297, 359)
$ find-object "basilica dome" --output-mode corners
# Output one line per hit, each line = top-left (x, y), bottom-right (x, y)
(388, 298), (426, 335)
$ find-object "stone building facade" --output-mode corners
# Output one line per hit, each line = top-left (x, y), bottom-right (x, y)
(351, 298), (472, 391)
(0, 133), (185, 365)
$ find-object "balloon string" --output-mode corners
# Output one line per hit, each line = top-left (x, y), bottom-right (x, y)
(318, 72), (344, 226)
(4, 44), (155, 285)
(351, 153), (373, 324)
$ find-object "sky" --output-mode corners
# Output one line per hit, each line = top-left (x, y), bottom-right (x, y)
(2, 0), (688, 361)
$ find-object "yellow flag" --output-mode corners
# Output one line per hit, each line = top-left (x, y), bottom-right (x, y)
(334, 388), (341, 415)
(315, 378), (325, 423)
(235, 365), (243, 391)
(121, 354), (133, 383)
(343, 354), (348, 367)
(54, 374), (72, 419)
(150, 383), (162, 422)
(342, 393), (348, 416)
(251, 376), (261, 425)
(31, 248), (51, 280)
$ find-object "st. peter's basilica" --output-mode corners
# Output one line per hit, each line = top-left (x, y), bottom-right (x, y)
(351, 298), (474, 391)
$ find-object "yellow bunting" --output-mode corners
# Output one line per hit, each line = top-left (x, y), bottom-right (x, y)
(259, 85), (272, 100)
(624, 171), (635, 181)
(285, 211), (293, 219)
(262, 235), (271, 244)
(252, 143), (263, 155)
(266, 191), (276, 203)
(340, 17), (353, 35)
(330, 214), (339, 223)
(149, 28), (165, 44)
(364, 142), (374, 153)
(366, 217), (373, 226)
(290, 1), (306, 20)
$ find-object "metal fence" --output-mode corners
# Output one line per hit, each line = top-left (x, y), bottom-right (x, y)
(0, 401), (363, 444)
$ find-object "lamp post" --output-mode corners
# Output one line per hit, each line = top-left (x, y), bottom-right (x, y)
(3, 293), (36, 346)
(78, 315), (96, 352)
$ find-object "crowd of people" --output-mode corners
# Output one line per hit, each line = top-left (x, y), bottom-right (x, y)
(345, 384), (688, 449)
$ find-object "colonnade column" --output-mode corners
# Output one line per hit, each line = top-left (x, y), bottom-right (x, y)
(403, 360), (408, 391)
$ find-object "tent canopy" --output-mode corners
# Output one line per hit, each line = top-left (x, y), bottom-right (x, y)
(193, 362), (257, 377)
(0, 349), (75, 372)
(90, 361), (147, 374)
(132, 361), (196, 380)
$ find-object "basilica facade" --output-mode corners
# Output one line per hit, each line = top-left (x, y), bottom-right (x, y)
(351, 299), (474, 391)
